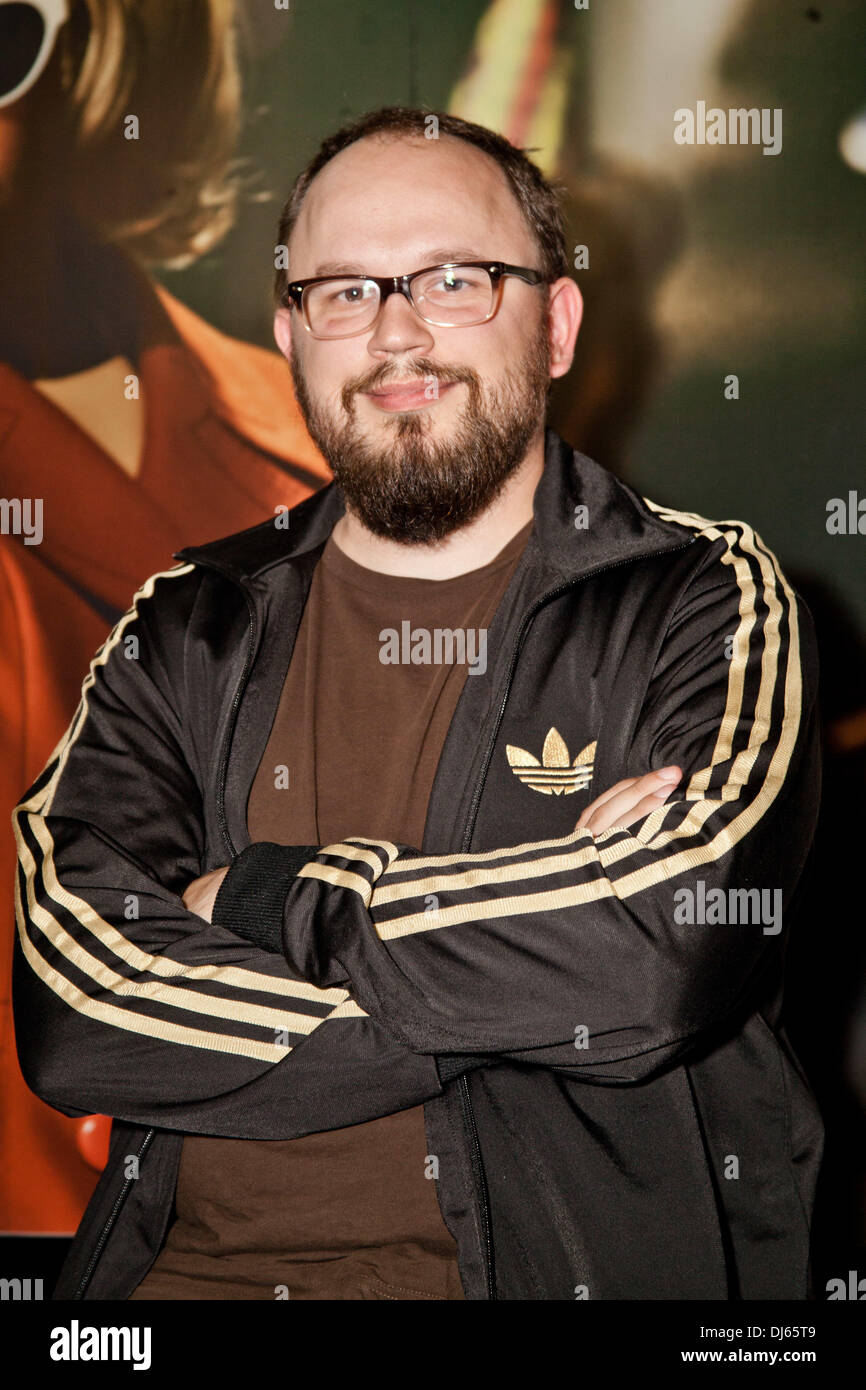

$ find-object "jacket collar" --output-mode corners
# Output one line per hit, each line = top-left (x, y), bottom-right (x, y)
(174, 427), (694, 585)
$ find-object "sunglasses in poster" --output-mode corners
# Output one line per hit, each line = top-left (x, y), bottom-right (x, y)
(0, 0), (69, 109)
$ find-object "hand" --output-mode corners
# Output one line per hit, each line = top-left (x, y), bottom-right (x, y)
(576, 766), (682, 836)
(182, 866), (229, 923)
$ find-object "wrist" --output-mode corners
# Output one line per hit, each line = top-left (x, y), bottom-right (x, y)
(212, 841), (319, 953)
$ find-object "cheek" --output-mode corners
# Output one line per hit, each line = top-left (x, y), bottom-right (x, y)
(449, 319), (521, 379)
(308, 345), (368, 405)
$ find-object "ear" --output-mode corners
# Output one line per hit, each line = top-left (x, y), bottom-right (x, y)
(273, 306), (293, 362)
(547, 278), (583, 380)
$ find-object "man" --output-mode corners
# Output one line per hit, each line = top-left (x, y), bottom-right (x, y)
(12, 107), (823, 1301)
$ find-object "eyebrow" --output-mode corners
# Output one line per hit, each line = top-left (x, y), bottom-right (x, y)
(310, 248), (488, 277)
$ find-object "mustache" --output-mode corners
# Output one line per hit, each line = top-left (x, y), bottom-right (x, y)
(340, 357), (480, 413)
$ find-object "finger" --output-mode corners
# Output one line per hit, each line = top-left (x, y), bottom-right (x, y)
(576, 777), (639, 828)
(617, 790), (679, 832)
(584, 774), (680, 835)
(581, 776), (639, 814)
(579, 766), (681, 823)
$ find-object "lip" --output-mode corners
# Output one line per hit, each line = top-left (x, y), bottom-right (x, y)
(362, 379), (458, 412)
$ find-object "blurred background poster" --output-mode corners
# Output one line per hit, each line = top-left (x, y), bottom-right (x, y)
(1, 0), (864, 1296)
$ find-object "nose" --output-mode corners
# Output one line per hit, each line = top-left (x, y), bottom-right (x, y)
(365, 286), (436, 358)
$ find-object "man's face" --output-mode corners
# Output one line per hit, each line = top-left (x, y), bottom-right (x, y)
(277, 133), (558, 544)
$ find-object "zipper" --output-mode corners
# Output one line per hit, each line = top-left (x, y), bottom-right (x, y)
(458, 1074), (496, 1299)
(74, 1128), (156, 1299)
(454, 536), (695, 1296)
(215, 579), (259, 860)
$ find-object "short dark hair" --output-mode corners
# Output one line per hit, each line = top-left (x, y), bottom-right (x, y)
(273, 106), (570, 308)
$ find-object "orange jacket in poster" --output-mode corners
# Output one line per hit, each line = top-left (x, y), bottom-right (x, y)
(0, 265), (329, 1233)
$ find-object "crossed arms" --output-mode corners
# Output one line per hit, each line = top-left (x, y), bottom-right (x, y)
(11, 523), (821, 1140)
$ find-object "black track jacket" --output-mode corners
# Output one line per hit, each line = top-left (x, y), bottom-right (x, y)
(12, 429), (823, 1300)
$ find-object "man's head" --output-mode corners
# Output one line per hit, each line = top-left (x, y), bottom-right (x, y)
(273, 107), (582, 544)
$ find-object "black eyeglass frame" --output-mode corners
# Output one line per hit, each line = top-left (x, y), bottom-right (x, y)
(283, 261), (545, 339)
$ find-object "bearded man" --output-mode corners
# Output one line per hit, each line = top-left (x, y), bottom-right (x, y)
(13, 107), (823, 1302)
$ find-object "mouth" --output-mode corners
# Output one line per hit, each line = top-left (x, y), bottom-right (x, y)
(361, 379), (459, 413)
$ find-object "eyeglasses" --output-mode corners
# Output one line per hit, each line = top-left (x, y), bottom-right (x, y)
(284, 261), (545, 339)
(0, 0), (69, 109)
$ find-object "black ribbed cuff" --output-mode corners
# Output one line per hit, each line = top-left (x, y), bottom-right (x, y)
(212, 841), (320, 954)
(436, 1054), (499, 1083)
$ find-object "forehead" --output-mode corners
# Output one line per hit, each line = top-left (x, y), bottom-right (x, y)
(290, 132), (534, 276)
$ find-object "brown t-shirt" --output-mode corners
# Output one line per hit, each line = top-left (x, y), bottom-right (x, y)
(129, 518), (532, 1300)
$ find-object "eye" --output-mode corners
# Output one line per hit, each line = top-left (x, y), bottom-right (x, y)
(435, 275), (469, 293)
(415, 267), (490, 303)
(330, 285), (366, 304)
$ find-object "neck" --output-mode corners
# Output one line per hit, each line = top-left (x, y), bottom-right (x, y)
(331, 428), (545, 579)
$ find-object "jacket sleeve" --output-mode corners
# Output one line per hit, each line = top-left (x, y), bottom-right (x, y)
(268, 522), (822, 1081)
(12, 563), (443, 1139)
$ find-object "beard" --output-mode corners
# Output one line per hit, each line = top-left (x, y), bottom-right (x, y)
(289, 311), (551, 544)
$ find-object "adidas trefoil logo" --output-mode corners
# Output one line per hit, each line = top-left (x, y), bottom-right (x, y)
(506, 728), (597, 796)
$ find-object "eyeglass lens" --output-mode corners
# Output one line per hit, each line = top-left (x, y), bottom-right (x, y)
(304, 266), (495, 336)
(0, 4), (46, 98)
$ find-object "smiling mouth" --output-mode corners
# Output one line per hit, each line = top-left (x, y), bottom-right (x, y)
(361, 379), (459, 413)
